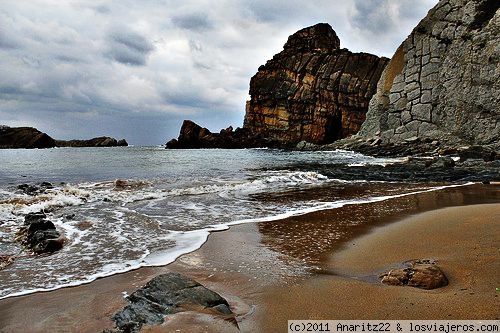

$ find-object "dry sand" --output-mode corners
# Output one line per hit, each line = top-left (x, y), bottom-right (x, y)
(0, 184), (498, 332)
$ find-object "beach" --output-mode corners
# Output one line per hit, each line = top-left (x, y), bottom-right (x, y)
(0, 183), (498, 332)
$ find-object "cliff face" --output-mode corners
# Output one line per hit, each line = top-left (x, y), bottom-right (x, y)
(359, 0), (500, 150)
(244, 23), (388, 145)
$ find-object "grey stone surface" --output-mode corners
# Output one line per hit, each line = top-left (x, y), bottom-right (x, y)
(111, 272), (233, 333)
(359, 0), (500, 152)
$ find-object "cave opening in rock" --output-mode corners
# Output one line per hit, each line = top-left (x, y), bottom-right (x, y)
(323, 114), (343, 144)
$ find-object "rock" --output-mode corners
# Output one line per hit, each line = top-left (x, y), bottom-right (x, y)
(0, 126), (56, 149)
(356, 0), (500, 154)
(457, 146), (498, 162)
(244, 23), (388, 145)
(17, 212), (64, 254)
(427, 156), (455, 169)
(17, 182), (54, 196)
(166, 120), (283, 149)
(111, 272), (233, 333)
(379, 259), (448, 290)
(0, 255), (14, 270)
(55, 137), (128, 147)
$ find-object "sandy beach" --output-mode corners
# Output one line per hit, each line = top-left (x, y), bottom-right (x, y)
(0, 183), (498, 332)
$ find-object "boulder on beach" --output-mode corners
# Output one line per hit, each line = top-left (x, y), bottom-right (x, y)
(379, 259), (449, 290)
(111, 272), (233, 333)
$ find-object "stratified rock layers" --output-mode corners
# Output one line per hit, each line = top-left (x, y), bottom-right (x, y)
(244, 23), (388, 145)
(359, 0), (500, 149)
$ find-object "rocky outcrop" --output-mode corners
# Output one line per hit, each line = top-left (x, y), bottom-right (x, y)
(111, 272), (233, 333)
(356, 0), (500, 152)
(243, 23), (388, 145)
(0, 126), (56, 149)
(166, 120), (283, 149)
(0, 125), (128, 148)
(379, 259), (449, 290)
(15, 212), (64, 255)
(55, 137), (128, 147)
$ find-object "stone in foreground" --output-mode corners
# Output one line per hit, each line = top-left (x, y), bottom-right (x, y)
(379, 259), (449, 290)
(111, 272), (233, 333)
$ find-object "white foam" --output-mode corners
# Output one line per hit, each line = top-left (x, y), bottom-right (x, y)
(0, 182), (474, 300)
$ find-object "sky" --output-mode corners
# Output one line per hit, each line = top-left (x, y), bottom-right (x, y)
(0, 0), (438, 145)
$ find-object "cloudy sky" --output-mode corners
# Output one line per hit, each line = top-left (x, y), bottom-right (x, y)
(0, 0), (438, 145)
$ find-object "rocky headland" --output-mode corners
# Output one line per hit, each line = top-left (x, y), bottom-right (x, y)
(244, 23), (388, 145)
(0, 126), (56, 149)
(167, 23), (388, 149)
(167, 0), (499, 163)
(0, 125), (128, 148)
(55, 137), (128, 148)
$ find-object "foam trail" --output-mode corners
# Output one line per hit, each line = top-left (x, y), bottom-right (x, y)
(0, 182), (473, 300)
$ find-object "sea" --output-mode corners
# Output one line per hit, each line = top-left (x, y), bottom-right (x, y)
(0, 146), (471, 299)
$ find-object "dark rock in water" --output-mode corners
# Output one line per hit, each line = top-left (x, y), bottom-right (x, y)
(457, 146), (498, 162)
(17, 212), (64, 254)
(56, 136), (128, 147)
(245, 23), (388, 145)
(426, 156), (455, 169)
(379, 259), (448, 290)
(166, 120), (283, 149)
(0, 126), (56, 149)
(24, 212), (48, 225)
(111, 272), (233, 333)
(0, 255), (14, 270)
(17, 182), (54, 196)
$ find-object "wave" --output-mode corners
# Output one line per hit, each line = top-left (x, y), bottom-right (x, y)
(0, 181), (473, 300)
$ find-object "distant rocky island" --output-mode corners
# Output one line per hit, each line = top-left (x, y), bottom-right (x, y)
(0, 125), (128, 149)
(167, 0), (499, 159)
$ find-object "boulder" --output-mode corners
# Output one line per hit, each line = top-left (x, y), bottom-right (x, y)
(379, 259), (449, 290)
(244, 23), (388, 145)
(357, 0), (500, 153)
(111, 272), (233, 333)
(0, 126), (56, 149)
(17, 212), (64, 254)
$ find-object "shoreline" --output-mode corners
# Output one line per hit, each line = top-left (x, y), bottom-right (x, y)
(0, 184), (498, 332)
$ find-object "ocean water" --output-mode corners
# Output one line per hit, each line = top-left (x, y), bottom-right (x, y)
(0, 147), (462, 299)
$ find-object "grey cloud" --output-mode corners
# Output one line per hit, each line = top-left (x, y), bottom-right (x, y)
(0, 31), (19, 49)
(172, 13), (213, 31)
(106, 29), (154, 66)
(0, 0), (438, 145)
(352, 0), (394, 32)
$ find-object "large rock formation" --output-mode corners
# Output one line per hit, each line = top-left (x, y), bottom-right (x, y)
(0, 126), (56, 149)
(0, 125), (128, 148)
(55, 137), (128, 147)
(357, 0), (500, 151)
(243, 23), (388, 145)
(165, 120), (282, 149)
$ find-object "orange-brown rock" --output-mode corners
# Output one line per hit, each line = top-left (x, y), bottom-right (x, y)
(243, 23), (388, 145)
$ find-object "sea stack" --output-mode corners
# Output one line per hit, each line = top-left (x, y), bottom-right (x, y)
(244, 23), (388, 145)
(357, 0), (499, 151)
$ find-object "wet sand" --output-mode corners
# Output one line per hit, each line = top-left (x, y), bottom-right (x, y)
(0, 184), (498, 332)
